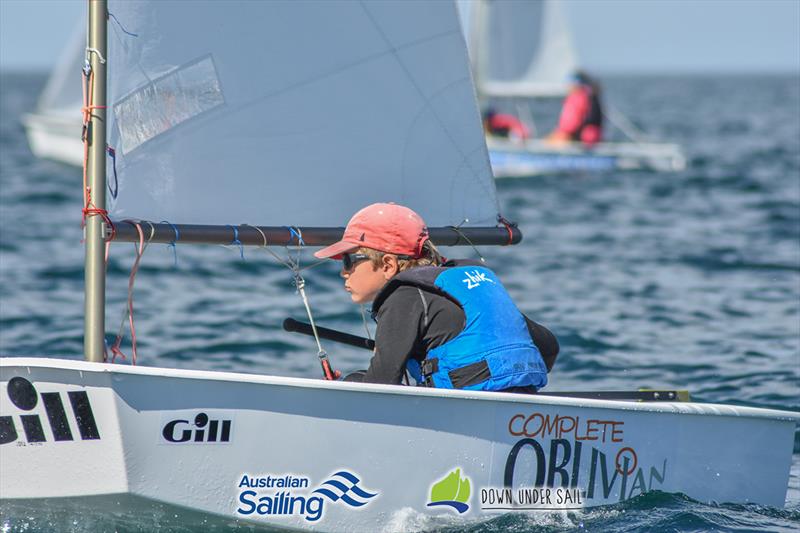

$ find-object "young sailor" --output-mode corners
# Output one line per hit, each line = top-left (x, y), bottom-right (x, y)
(482, 108), (531, 141)
(314, 203), (558, 393)
(547, 70), (604, 147)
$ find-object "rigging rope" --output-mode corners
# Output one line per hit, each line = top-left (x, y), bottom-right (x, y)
(360, 305), (373, 341)
(497, 215), (517, 246)
(448, 219), (486, 263)
(245, 224), (338, 380)
(109, 221), (153, 365)
(108, 12), (139, 37)
(81, 61), (113, 241)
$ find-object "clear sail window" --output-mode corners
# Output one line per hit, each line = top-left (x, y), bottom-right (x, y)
(114, 55), (225, 154)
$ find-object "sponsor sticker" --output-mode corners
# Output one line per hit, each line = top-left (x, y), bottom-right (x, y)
(1, 377), (100, 446)
(236, 471), (378, 522)
(426, 468), (471, 514)
(480, 486), (584, 511)
(160, 411), (233, 444)
(500, 411), (668, 504)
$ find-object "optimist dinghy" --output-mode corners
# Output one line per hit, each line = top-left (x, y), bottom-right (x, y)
(1, 1), (796, 531)
(1, 357), (797, 530)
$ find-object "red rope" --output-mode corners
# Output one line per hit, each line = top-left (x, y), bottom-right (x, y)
(110, 221), (147, 365)
(81, 68), (110, 230)
(497, 216), (516, 246)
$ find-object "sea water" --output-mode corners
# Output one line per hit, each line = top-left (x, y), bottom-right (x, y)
(0, 73), (798, 532)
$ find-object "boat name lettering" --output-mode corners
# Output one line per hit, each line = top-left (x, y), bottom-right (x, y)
(236, 471), (378, 522)
(161, 412), (231, 443)
(0, 377), (100, 446)
(508, 412), (624, 442)
(503, 438), (667, 503)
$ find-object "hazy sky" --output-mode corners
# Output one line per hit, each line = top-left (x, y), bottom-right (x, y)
(1, 0), (799, 73)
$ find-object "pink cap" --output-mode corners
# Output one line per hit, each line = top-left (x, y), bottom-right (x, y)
(314, 203), (429, 259)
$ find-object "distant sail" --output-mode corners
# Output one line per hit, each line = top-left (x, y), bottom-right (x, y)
(106, 0), (499, 228)
(21, 14), (85, 168)
(37, 17), (85, 117)
(459, 0), (578, 98)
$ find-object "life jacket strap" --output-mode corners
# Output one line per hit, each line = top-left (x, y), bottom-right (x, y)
(447, 359), (491, 389)
(420, 358), (495, 389)
(420, 358), (438, 387)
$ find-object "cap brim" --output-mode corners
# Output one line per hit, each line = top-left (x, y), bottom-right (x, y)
(314, 239), (361, 260)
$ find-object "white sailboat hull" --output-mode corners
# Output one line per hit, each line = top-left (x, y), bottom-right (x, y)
(22, 112), (83, 167)
(488, 138), (688, 178)
(1, 357), (797, 531)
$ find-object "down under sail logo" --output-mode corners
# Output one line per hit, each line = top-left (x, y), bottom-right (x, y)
(427, 468), (471, 514)
(237, 470), (378, 522)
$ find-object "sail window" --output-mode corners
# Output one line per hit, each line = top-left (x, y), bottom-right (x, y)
(113, 55), (224, 154)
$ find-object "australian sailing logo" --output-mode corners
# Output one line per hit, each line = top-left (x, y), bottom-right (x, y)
(237, 470), (378, 522)
(161, 412), (232, 443)
(427, 468), (471, 514)
(0, 376), (100, 446)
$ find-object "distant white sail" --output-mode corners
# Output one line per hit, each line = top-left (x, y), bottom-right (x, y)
(460, 0), (578, 98)
(37, 17), (85, 117)
(106, 0), (499, 228)
(22, 15), (85, 167)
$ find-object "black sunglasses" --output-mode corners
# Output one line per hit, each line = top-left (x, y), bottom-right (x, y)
(341, 253), (371, 272)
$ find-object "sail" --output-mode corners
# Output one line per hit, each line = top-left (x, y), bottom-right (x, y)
(461, 0), (578, 98)
(37, 16), (85, 116)
(105, 0), (499, 228)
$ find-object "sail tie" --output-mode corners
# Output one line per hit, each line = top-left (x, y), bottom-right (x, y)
(106, 146), (119, 199)
(160, 220), (180, 266)
(226, 225), (245, 260)
(497, 215), (517, 246)
(284, 226), (305, 246)
(84, 47), (106, 65)
(108, 12), (139, 37)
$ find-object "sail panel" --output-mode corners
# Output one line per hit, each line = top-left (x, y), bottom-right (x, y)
(106, 0), (499, 228)
(462, 0), (578, 98)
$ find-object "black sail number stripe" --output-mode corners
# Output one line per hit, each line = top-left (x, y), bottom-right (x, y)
(68, 391), (101, 440)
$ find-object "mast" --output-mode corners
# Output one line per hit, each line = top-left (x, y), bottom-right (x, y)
(84, 0), (107, 362)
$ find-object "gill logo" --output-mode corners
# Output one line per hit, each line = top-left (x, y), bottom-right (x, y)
(0, 376), (100, 445)
(427, 468), (471, 514)
(161, 412), (232, 443)
(462, 270), (494, 290)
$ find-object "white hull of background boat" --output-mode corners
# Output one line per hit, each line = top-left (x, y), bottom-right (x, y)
(1, 357), (797, 532)
(488, 138), (688, 178)
(22, 112), (83, 167)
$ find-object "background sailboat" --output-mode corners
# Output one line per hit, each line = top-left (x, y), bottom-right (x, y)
(21, 17), (85, 167)
(459, 0), (687, 178)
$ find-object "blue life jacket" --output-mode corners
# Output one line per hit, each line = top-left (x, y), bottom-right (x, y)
(372, 265), (548, 391)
